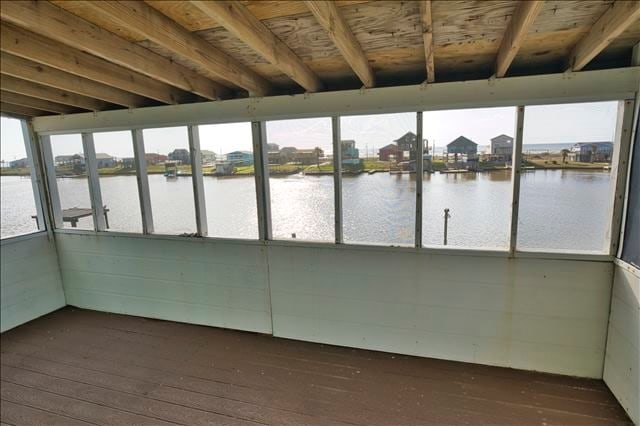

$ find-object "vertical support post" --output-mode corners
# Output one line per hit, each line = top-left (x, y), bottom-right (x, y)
(609, 99), (635, 256)
(21, 120), (46, 232)
(132, 129), (154, 234)
(415, 112), (424, 248)
(508, 105), (525, 256)
(39, 135), (63, 229)
(188, 125), (208, 237)
(82, 132), (106, 231)
(332, 116), (343, 244)
(252, 121), (272, 241)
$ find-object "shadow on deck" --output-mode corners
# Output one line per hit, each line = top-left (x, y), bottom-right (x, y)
(0, 307), (631, 425)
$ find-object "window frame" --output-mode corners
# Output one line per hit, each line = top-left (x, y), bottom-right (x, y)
(30, 69), (637, 261)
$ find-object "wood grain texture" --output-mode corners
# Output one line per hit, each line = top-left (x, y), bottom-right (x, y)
(1, 75), (114, 111)
(0, 53), (148, 108)
(0, 0), (228, 99)
(79, 1), (272, 96)
(419, 0), (435, 82)
(495, 1), (545, 78)
(192, 1), (324, 92)
(0, 306), (632, 425)
(305, 1), (375, 87)
(0, 90), (80, 114)
(0, 23), (192, 105)
(569, 0), (640, 70)
(0, 102), (48, 117)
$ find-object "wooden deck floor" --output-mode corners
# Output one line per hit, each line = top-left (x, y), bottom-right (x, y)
(0, 308), (631, 425)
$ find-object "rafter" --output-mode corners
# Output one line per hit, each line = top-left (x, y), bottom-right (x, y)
(80, 1), (272, 96)
(191, 1), (324, 93)
(495, 1), (544, 78)
(305, 1), (375, 88)
(419, 1), (435, 83)
(0, 0), (229, 100)
(569, 1), (640, 71)
(0, 102), (49, 117)
(1, 74), (112, 111)
(0, 53), (147, 108)
(0, 90), (79, 114)
(0, 23), (191, 105)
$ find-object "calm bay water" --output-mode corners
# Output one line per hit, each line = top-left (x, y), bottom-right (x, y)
(1, 170), (613, 252)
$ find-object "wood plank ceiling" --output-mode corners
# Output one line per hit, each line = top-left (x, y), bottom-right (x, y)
(1, 0), (639, 118)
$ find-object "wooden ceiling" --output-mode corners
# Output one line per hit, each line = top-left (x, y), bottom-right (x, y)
(1, 0), (639, 119)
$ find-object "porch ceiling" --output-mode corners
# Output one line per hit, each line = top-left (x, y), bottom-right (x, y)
(0, 1), (639, 119)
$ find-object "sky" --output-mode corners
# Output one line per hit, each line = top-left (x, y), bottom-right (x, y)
(1, 101), (619, 161)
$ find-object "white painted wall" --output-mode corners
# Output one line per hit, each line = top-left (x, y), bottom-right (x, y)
(55, 233), (272, 334)
(604, 262), (640, 424)
(1, 233), (65, 333)
(55, 232), (614, 378)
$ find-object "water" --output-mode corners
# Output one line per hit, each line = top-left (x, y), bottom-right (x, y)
(1, 170), (614, 252)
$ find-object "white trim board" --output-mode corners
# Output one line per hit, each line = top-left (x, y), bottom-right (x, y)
(33, 67), (640, 135)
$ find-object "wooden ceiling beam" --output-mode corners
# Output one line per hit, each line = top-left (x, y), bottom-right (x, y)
(0, 0), (229, 100)
(0, 90), (80, 114)
(569, 1), (640, 71)
(0, 52), (148, 108)
(419, 1), (435, 83)
(78, 1), (272, 96)
(191, 1), (324, 93)
(305, 1), (375, 88)
(0, 23), (191, 105)
(0, 102), (49, 117)
(495, 1), (544, 78)
(1, 74), (113, 111)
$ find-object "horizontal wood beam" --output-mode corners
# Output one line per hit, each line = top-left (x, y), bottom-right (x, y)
(419, 0), (435, 83)
(0, 52), (148, 108)
(80, 1), (272, 96)
(0, 90), (79, 114)
(1, 74), (113, 112)
(0, 0), (229, 100)
(569, 1), (640, 71)
(0, 23), (191, 105)
(32, 67), (640, 135)
(305, 1), (375, 88)
(495, 1), (544, 78)
(191, 1), (324, 93)
(0, 102), (49, 117)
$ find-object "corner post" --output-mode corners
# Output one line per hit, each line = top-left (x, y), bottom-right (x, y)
(132, 129), (154, 234)
(509, 106), (525, 256)
(20, 120), (47, 232)
(39, 135), (63, 229)
(82, 132), (106, 231)
(332, 116), (343, 244)
(188, 125), (208, 237)
(252, 121), (272, 241)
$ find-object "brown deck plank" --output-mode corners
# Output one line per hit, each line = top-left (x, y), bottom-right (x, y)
(1, 307), (632, 425)
(0, 400), (91, 426)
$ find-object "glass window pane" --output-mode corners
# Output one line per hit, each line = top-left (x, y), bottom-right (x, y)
(1, 117), (39, 238)
(50, 134), (93, 230)
(198, 122), (258, 239)
(517, 101), (619, 253)
(266, 117), (333, 241)
(94, 131), (142, 233)
(143, 127), (196, 235)
(422, 107), (516, 249)
(341, 113), (416, 245)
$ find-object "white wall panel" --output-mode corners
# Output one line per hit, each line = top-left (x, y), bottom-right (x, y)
(55, 233), (272, 334)
(268, 245), (613, 378)
(54, 233), (614, 378)
(1, 233), (65, 332)
(604, 263), (639, 424)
